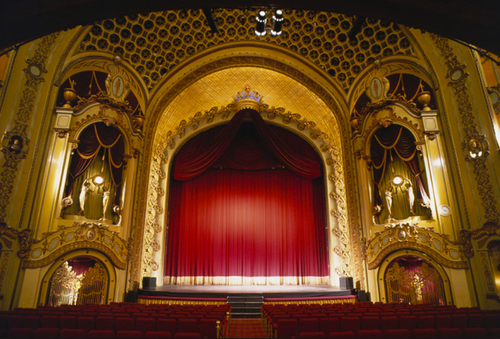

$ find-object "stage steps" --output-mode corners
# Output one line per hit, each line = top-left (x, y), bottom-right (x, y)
(227, 295), (263, 318)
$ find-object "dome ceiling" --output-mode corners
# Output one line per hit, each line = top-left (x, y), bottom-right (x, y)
(156, 66), (341, 146)
(75, 9), (416, 92)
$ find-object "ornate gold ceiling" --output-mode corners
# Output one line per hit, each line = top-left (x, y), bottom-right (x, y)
(156, 67), (340, 146)
(75, 9), (416, 92)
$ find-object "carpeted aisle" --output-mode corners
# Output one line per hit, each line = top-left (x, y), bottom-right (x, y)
(227, 318), (268, 338)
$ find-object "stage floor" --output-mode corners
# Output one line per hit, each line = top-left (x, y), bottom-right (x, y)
(138, 284), (354, 299)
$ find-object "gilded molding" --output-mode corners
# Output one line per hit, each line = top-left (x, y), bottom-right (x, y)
(23, 222), (130, 270)
(479, 251), (497, 294)
(132, 55), (361, 289)
(142, 102), (353, 283)
(366, 222), (468, 269)
(430, 34), (500, 224)
(0, 33), (60, 223)
(460, 221), (500, 257)
(0, 222), (32, 258)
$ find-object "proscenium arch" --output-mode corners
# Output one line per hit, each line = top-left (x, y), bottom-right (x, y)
(38, 249), (117, 306)
(377, 249), (453, 305)
(150, 105), (344, 287)
(133, 44), (364, 288)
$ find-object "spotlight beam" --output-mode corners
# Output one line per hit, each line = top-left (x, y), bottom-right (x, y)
(203, 8), (220, 34)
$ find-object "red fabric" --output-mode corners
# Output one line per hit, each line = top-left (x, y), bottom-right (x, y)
(66, 122), (124, 204)
(166, 111), (327, 280)
(166, 169), (328, 278)
(173, 110), (321, 180)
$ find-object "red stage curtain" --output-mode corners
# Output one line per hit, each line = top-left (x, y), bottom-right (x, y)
(173, 109), (321, 181)
(166, 110), (328, 284)
(166, 169), (328, 282)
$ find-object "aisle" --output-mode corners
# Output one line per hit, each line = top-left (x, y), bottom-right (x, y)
(227, 318), (268, 338)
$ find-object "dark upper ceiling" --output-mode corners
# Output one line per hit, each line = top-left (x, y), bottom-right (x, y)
(1, 0), (499, 56)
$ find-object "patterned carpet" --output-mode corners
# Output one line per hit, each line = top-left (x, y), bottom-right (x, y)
(227, 318), (268, 338)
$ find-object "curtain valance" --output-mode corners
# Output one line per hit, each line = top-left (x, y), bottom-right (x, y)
(172, 109), (322, 180)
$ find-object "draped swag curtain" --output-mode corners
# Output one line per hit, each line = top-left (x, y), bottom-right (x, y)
(166, 109), (329, 285)
(66, 122), (125, 206)
(370, 124), (430, 211)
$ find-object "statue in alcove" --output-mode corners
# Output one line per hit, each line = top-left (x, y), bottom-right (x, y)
(78, 179), (93, 215)
(371, 124), (431, 223)
(101, 186), (110, 220)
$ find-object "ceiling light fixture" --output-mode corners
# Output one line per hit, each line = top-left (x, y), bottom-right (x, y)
(271, 10), (284, 36)
(255, 10), (267, 36)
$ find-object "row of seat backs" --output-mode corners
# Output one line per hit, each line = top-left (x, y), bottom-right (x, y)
(275, 315), (500, 337)
(0, 315), (218, 336)
(4, 328), (204, 339)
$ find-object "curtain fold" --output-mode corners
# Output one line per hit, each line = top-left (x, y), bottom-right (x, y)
(165, 169), (329, 283)
(66, 122), (124, 205)
(173, 109), (321, 180)
(166, 110), (328, 285)
(370, 124), (429, 208)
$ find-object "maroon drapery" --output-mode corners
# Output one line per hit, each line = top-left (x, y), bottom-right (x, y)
(166, 110), (328, 282)
(66, 123), (125, 204)
(173, 109), (321, 180)
(370, 124), (430, 207)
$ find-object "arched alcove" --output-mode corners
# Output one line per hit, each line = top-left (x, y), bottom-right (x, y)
(377, 249), (453, 305)
(39, 249), (117, 306)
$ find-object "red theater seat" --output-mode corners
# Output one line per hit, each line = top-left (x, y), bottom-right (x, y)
(33, 327), (59, 338)
(327, 331), (355, 338)
(156, 318), (176, 334)
(383, 328), (410, 338)
(417, 315), (435, 329)
(23, 316), (41, 330)
(361, 316), (380, 330)
(177, 318), (198, 333)
(59, 328), (86, 338)
(199, 318), (218, 339)
(136, 317), (156, 333)
(117, 330), (144, 338)
(145, 331), (173, 338)
(437, 327), (463, 338)
(40, 316), (58, 329)
(399, 316), (418, 331)
(434, 315), (452, 329)
(59, 316), (77, 329)
(77, 316), (95, 333)
(96, 316), (115, 331)
(8, 328), (34, 338)
(462, 327), (488, 338)
(450, 314), (467, 329)
(380, 316), (398, 331)
(356, 329), (383, 338)
(277, 319), (298, 338)
(9, 315), (24, 329)
(299, 318), (320, 333)
(319, 317), (340, 336)
(411, 328), (437, 338)
(298, 331), (325, 338)
(340, 317), (360, 333)
(88, 329), (116, 338)
(115, 317), (135, 331)
(174, 333), (201, 338)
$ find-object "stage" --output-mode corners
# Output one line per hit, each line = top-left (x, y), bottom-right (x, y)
(137, 284), (356, 300)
